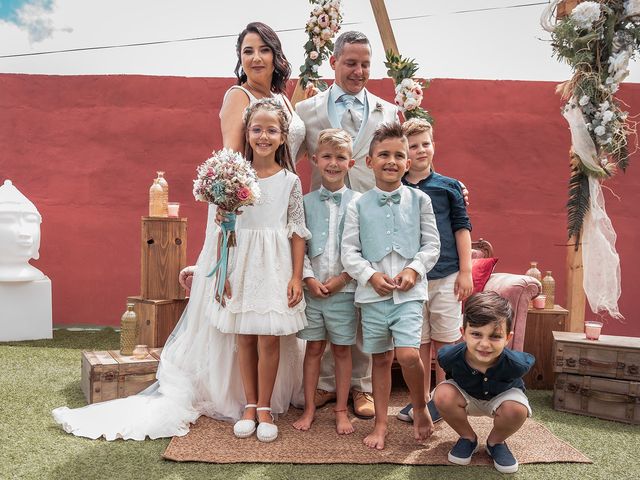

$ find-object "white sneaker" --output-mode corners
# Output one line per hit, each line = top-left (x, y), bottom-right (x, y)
(233, 404), (257, 438)
(256, 407), (278, 442)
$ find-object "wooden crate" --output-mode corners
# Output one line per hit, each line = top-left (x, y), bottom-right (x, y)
(127, 296), (187, 348)
(523, 305), (568, 389)
(553, 331), (640, 382)
(552, 332), (640, 424)
(554, 373), (640, 425)
(141, 216), (187, 300)
(80, 348), (161, 404)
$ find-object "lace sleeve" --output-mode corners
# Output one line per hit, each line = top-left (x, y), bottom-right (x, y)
(287, 177), (312, 240)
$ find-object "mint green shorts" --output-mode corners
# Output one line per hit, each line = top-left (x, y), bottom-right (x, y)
(359, 299), (424, 354)
(297, 292), (357, 345)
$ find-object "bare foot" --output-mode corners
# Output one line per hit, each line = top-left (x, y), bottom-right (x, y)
(334, 409), (354, 435)
(292, 409), (315, 431)
(363, 424), (387, 450)
(412, 405), (434, 442)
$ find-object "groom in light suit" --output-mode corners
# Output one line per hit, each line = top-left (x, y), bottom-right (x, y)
(296, 31), (399, 418)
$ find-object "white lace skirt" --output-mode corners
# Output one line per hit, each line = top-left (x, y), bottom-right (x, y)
(214, 228), (307, 335)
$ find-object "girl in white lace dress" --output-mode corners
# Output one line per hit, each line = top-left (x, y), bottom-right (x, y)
(218, 99), (309, 443)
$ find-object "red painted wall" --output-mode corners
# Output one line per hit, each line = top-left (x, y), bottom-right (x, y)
(1, 74), (638, 336)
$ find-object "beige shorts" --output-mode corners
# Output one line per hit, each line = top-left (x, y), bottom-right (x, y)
(436, 379), (532, 417)
(422, 272), (462, 344)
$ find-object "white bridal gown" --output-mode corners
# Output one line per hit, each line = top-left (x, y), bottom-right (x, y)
(52, 90), (307, 440)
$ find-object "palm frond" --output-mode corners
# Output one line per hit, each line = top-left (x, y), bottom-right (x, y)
(567, 157), (591, 246)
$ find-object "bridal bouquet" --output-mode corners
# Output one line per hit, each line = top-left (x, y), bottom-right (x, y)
(193, 148), (260, 304)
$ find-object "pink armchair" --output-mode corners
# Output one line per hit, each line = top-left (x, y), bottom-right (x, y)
(472, 239), (542, 351)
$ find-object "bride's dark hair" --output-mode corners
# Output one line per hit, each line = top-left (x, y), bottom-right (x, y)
(243, 99), (295, 173)
(235, 22), (291, 94)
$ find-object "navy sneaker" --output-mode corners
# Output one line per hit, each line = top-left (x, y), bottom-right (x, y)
(397, 399), (443, 424)
(397, 403), (413, 422)
(447, 437), (479, 465)
(486, 442), (519, 473)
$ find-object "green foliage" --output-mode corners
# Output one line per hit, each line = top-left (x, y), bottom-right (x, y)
(384, 51), (419, 84)
(567, 163), (591, 242)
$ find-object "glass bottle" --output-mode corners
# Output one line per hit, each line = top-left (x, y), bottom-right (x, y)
(156, 171), (169, 217)
(120, 303), (138, 356)
(542, 271), (556, 309)
(525, 262), (542, 308)
(149, 178), (163, 217)
(525, 261), (542, 281)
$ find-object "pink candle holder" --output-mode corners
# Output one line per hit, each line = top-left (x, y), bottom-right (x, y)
(533, 295), (546, 309)
(167, 202), (180, 218)
(585, 321), (603, 341)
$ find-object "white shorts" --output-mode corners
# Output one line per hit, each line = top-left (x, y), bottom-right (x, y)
(422, 272), (462, 343)
(436, 379), (532, 417)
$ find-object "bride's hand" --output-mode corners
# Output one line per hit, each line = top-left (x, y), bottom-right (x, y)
(179, 266), (196, 291)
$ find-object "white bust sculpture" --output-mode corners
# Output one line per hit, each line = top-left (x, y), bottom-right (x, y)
(0, 179), (45, 281)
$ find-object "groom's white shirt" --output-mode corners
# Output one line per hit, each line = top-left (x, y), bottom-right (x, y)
(296, 84), (399, 193)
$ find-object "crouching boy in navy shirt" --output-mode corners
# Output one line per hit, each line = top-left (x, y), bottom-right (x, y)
(433, 291), (534, 474)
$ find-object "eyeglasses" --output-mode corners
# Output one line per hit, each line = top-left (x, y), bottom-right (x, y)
(248, 127), (281, 137)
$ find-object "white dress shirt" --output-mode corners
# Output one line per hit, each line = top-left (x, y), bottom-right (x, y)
(341, 185), (440, 305)
(303, 185), (356, 293)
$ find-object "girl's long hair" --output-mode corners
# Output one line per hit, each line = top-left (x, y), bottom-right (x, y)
(243, 98), (296, 173)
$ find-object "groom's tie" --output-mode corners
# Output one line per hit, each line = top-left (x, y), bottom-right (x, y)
(339, 94), (362, 139)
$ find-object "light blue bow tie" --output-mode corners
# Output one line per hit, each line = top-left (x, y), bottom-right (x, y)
(378, 191), (401, 206)
(320, 190), (342, 205)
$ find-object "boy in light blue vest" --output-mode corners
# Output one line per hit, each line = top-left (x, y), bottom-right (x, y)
(342, 123), (441, 450)
(293, 129), (361, 436)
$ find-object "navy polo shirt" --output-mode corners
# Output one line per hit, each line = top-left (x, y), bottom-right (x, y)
(403, 171), (471, 280)
(437, 342), (535, 400)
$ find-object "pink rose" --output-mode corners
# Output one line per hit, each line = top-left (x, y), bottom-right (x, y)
(318, 14), (330, 28)
(237, 187), (250, 201)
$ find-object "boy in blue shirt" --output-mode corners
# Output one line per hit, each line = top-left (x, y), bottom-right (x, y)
(398, 118), (473, 423)
(342, 122), (441, 450)
(293, 129), (360, 436)
(433, 292), (534, 473)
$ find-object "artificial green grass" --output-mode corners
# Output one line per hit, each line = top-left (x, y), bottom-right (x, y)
(1, 330), (639, 480)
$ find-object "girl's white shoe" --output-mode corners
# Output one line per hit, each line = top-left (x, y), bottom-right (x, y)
(256, 407), (278, 443)
(233, 404), (257, 438)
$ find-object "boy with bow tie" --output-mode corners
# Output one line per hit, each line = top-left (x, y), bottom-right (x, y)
(293, 129), (360, 435)
(342, 123), (441, 450)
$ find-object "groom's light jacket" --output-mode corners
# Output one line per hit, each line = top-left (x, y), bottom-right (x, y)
(295, 85), (399, 193)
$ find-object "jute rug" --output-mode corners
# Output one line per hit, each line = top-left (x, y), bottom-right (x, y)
(163, 391), (591, 465)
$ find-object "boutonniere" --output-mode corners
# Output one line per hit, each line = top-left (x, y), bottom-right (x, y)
(374, 102), (383, 113)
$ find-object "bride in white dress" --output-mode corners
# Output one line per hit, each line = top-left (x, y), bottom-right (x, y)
(53, 22), (308, 440)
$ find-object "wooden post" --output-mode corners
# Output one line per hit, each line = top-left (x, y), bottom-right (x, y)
(566, 236), (586, 332)
(370, 0), (399, 55)
(558, 0), (586, 332)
